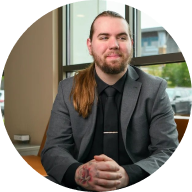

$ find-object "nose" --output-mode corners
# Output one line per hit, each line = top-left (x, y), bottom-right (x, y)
(108, 37), (119, 49)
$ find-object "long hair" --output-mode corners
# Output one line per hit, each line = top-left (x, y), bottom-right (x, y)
(70, 63), (96, 118)
(70, 11), (132, 118)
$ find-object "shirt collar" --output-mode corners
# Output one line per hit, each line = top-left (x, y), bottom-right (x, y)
(95, 70), (127, 95)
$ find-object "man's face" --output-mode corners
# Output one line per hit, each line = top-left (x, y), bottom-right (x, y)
(87, 16), (133, 74)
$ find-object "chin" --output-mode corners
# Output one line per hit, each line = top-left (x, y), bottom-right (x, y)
(100, 62), (127, 75)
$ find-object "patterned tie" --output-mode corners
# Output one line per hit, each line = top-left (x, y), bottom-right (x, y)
(103, 86), (119, 163)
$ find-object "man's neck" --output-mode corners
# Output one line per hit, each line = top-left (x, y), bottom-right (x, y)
(95, 65), (128, 85)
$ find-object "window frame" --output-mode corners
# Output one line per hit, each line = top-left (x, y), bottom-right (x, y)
(61, 5), (185, 75)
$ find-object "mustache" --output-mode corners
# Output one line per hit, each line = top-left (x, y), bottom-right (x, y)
(104, 51), (123, 57)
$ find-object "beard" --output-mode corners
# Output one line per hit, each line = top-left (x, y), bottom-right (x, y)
(92, 48), (133, 74)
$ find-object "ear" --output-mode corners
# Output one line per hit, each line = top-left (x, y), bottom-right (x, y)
(87, 38), (92, 55)
(131, 38), (134, 46)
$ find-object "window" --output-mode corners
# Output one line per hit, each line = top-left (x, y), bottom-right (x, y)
(139, 63), (191, 116)
(140, 11), (180, 57)
(62, 0), (125, 67)
(61, 2), (191, 117)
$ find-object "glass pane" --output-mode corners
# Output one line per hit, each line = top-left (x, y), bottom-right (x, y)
(66, 72), (76, 78)
(106, 0), (125, 18)
(67, 0), (125, 65)
(139, 62), (192, 117)
(138, 11), (181, 57)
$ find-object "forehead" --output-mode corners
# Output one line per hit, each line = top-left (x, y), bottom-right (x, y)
(93, 16), (129, 36)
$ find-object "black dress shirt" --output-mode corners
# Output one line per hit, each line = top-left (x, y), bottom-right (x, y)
(63, 70), (149, 189)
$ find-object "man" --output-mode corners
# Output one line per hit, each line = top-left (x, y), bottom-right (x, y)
(41, 11), (179, 191)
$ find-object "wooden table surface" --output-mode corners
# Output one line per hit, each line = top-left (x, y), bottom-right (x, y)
(22, 155), (47, 176)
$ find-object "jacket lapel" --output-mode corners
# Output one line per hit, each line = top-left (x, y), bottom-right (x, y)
(121, 66), (142, 151)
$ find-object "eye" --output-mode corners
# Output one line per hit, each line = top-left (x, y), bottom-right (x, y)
(99, 36), (109, 40)
(118, 36), (127, 40)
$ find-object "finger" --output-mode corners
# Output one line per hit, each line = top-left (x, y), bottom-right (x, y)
(96, 162), (120, 172)
(94, 185), (117, 192)
(96, 178), (121, 188)
(94, 156), (106, 162)
(94, 154), (112, 161)
(95, 170), (122, 180)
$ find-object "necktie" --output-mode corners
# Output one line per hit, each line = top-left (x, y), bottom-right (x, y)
(103, 86), (119, 163)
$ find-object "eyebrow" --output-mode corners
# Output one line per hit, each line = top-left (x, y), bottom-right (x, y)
(97, 33), (110, 37)
(97, 32), (128, 38)
(117, 33), (128, 37)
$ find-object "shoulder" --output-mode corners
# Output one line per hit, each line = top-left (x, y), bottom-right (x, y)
(57, 76), (74, 97)
(59, 76), (74, 88)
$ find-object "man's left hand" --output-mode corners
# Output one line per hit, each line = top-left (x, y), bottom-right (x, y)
(94, 154), (129, 189)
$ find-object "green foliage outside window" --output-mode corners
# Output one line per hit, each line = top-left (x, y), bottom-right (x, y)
(161, 62), (191, 87)
(140, 62), (191, 88)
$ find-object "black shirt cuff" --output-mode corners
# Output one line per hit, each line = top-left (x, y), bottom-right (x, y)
(62, 163), (82, 189)
(122, 164), (149, 186)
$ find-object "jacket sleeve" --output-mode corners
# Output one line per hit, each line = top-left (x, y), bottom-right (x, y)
(134, 79), (179, 174)
(41, 81), (79, 184)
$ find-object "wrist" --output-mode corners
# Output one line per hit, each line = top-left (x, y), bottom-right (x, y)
(75, 164), (82, 185)
(62, 163), (82, 188)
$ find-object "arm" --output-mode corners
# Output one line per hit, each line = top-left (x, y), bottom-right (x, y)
(121, 164), (149, 186)
(135, 79), (179, 174)
(41, 81), (79, 184)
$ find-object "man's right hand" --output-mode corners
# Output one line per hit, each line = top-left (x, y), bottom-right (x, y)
(75, 159), (122, 191)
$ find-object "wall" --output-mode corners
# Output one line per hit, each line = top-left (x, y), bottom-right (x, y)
(4, 9), (59, 145)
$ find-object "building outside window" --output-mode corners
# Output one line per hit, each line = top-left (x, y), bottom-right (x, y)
(140, 11), (180, 56)
(141, 27), (180, 56)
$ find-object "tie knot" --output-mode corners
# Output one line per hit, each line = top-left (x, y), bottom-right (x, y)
(104, 86), (117, 97)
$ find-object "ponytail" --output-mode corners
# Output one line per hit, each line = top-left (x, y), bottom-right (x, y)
(70, 63), (96, 118)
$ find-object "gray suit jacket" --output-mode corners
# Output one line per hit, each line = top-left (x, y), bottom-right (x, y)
(41, 65), (179, 184)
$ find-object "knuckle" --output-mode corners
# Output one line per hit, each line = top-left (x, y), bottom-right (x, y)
(93, 178), (99, 185)
(103, 180), (109, 186)
(114, 174), (118, 179)
(106, 173), (111, 179)
(96, 171), (100, 178)
(99, 179), (108, 186)
(116, 173), (121, 179)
